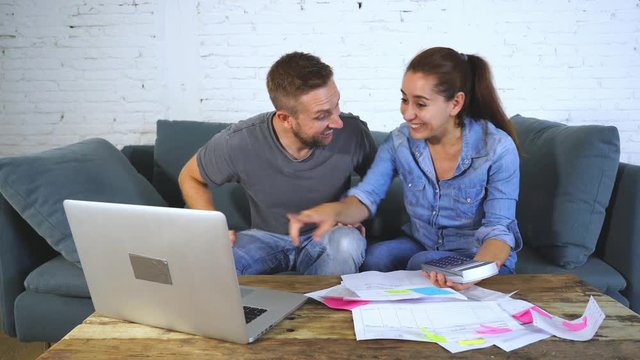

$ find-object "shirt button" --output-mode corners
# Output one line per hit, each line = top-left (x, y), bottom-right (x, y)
(432, 211), (436, 215)
(408, 183), (413, 188)
(466, 198), (471, 203)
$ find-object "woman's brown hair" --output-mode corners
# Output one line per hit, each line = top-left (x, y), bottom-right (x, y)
(406, 47), (520, 151)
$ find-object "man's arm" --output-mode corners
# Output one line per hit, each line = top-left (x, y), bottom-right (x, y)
(179, 154), (239, 244)
(178, 155), (216, 211)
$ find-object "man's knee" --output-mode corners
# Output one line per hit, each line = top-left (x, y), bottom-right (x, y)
(324, 226), (366, 257)
(302, 226), (366, 275)
(233, 229), (292, 274)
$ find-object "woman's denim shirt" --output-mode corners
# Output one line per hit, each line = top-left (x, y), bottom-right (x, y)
(347, 117), (522, 271)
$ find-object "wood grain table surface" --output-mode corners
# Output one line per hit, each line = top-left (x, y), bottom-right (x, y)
(37, 274), (640, 359)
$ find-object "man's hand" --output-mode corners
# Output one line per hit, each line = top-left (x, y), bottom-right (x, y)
(228, 230), (237, 247)
(288, 202), (342, 246)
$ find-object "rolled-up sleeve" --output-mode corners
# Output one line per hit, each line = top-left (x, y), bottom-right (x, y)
(475, 138), (522, 251)
(347, 138), (397, 216)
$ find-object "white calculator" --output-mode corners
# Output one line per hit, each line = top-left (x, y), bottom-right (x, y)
(421, 255), (498, 283)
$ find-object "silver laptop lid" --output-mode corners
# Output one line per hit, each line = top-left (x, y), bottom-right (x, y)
(64, 200), (250, 343)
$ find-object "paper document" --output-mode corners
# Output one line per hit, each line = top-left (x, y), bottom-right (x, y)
(531, 296), (604, 341)
(460, 285), (515, 301)
(494, 325), (551, 352)
(352, 301), (523, 344)
(306, 284), (358, 300)
(341, 270), (466, 301)
(439, 337), (495, 353)
(305, 284), (369, 310)
(306, 284), (461, 310)
(497, 297), (553, 324)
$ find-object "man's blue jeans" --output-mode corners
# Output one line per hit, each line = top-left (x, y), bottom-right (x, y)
(233, 226), (366, 275)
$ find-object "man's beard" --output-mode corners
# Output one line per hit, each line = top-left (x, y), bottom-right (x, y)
(292, 126), (329, 148)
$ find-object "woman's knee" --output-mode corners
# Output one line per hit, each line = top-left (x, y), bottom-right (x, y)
(361, 242), (400, 272)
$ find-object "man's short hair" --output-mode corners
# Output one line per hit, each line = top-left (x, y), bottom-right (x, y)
(266, 52), (333, 115)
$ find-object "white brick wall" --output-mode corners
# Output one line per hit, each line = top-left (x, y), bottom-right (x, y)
(1, 0), (639, 164)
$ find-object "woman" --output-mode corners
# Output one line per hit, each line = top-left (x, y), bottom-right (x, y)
(288, 47), (522, 290)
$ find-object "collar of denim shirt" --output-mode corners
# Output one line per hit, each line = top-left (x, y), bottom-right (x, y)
(405, 117), (490, 178)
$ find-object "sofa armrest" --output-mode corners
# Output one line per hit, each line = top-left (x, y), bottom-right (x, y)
(121, 145), (155, 184)
(0, 195), (57, 337)
(597, 162), (640, 313)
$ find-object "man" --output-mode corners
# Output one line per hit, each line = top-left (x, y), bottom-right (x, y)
(179, 52), (377, 275)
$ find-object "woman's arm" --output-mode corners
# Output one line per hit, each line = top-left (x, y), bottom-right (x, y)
(288, 136), (398, 245)
(288, 196), (370, 246)
(474, 239), (511, 267)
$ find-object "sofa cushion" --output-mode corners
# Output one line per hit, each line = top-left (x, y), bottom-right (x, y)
(512, 115), (620, 269)
(516, 246), (627, 295)
(0, 138), (167, 266)
(154, 120), (251, 230)
(24, 255), (90, 297)
(14, 290), (94, 342)
(370, 130), (390, 146)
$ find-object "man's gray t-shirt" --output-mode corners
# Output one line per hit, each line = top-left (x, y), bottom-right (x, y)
(196, 111), (376, 235)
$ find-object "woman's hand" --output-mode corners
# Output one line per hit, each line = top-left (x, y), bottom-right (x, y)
(421, 271), (479, 291)
(424, 239), (510, 290)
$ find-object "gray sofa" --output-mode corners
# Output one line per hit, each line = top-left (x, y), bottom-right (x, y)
(1, 115), (638, 343)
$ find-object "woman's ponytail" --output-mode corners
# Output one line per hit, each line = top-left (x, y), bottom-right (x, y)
(466, 54), (520, 152)
(406, 47), (520, 152)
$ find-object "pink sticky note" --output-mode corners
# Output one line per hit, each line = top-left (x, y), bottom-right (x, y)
(562, 316), (588, 331)
(513, 305), (552, 324)
(475, 324), (513, 335)
(322, 298), (369, 310)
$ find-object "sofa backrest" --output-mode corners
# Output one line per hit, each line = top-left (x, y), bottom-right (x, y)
(144, 121), (408, 238)
(511, 114), (620, 269)
(152, 120), (251, 230)
(141, 117), (623, 261)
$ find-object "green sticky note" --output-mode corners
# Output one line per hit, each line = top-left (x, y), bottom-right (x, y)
(419, 326), (447, 343)
(458, 338), (486, 346)
(385, 289), (411, 294)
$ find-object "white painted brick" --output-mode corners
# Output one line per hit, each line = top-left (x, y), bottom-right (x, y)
(1, 0), (639, 163)
(2, 58), (62, 70)
(118, 102), (162, 113)
(1, 80), (58, 92)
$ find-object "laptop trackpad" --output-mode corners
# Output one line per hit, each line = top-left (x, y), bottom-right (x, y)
(240, 286), (254, 298)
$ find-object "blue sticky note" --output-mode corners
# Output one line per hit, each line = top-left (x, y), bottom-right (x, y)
(410, 287), (454, 296)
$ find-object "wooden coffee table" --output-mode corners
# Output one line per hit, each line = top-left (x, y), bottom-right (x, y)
(37, 274), (640, 359)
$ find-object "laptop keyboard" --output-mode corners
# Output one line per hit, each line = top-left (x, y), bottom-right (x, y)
(243, 306), (267, 324)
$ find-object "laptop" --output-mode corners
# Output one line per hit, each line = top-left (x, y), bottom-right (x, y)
(63, 199), (307, 344)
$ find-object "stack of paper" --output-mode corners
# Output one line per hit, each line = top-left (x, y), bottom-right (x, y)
(305, 270), (467, 310)
(305, 270), (605, 353)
